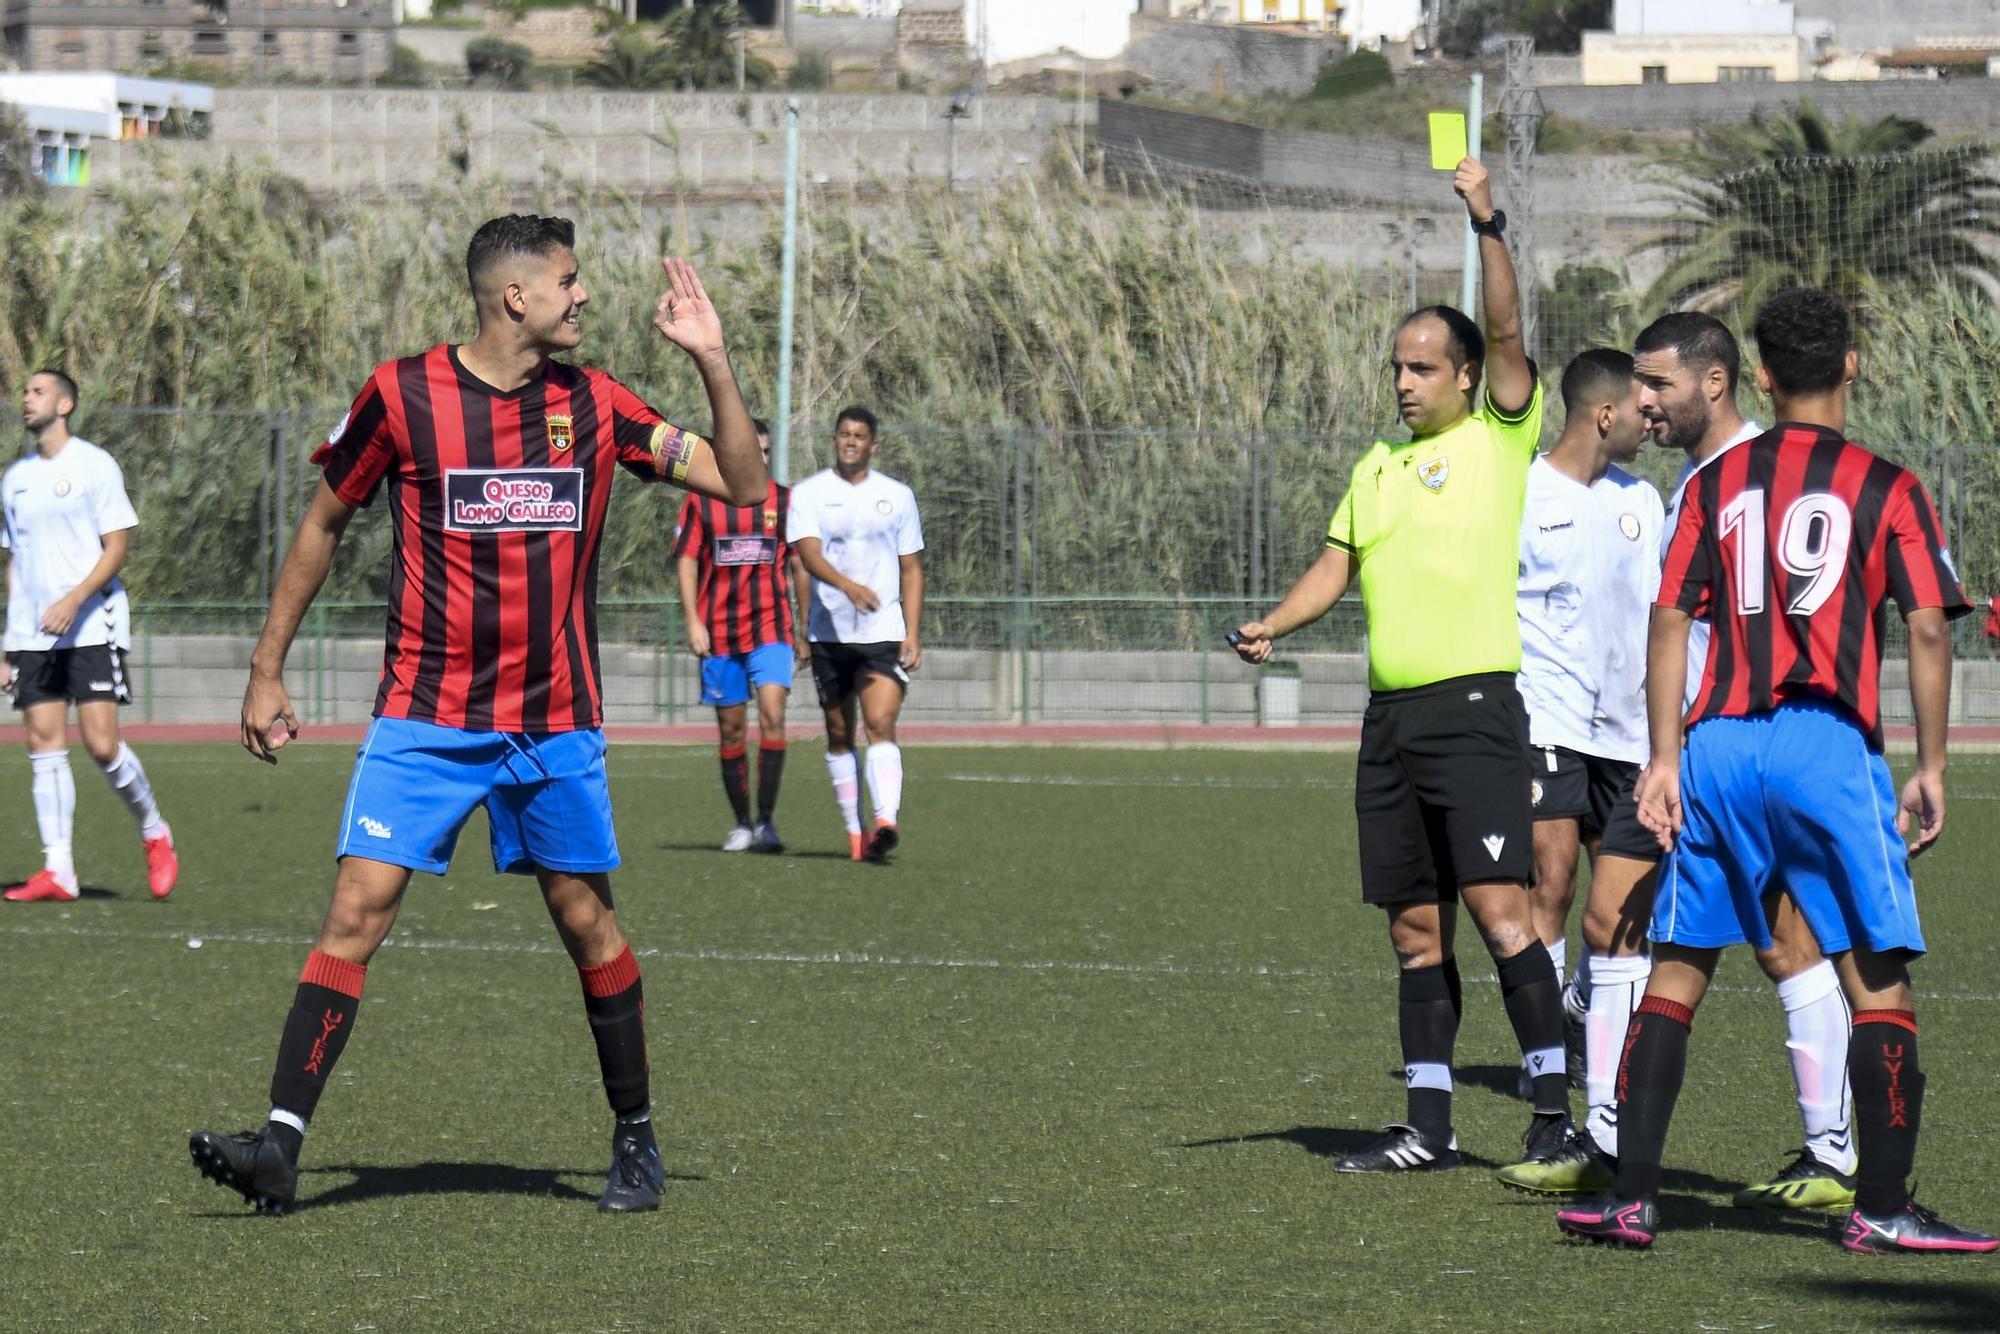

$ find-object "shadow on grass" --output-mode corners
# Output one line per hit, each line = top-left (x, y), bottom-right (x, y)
(2, 883), (120, 900)
(654, 841), (854, 861)
(1177, 1127), (1502, 1170)
(1772, 1276), (2000, 1330)
(279, 1161), (706, 1212)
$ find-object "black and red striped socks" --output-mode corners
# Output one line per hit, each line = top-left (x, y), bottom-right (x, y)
(579, 944), (651, 1122)
(267, 948), (368, 1158)
(1851, 1009), (1922, 1215)
(1612, 994), (1694, 1201)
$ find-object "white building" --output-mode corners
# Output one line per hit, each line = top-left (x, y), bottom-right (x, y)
(1584, 0), (1806, 83)
(963, 0), (1137, 66)
(0, 73), (212, 185)
(1339, 0), (1422, 46)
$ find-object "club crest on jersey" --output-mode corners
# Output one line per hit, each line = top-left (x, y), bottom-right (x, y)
(763, 506), (779, 532)
(443, 468), (584, 534)
(547, 414), (573, 453)
(53, 478), (71, 498)
(1418, 457), (1449, 492)
(876, 498), (894, 515)
(1619, 512), (1641, 541)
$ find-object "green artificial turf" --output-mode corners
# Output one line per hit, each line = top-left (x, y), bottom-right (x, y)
(3, 743), (1998, 1330)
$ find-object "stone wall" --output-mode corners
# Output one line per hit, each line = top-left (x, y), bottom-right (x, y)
(89, 89), (1080, 194)
(487, 6), (602, 65)
(1123, 12), (1339, 100)
(1540, 76), (2000, 129)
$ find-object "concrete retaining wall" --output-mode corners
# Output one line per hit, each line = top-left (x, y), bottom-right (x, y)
(116, 632), (1999, 727)
(87, 89), (1079, 194)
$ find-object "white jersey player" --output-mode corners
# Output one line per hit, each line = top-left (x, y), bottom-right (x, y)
(1508, 351), (1664, 1121)
(787, 407), (925, 862)
(5, 371), (176, 902)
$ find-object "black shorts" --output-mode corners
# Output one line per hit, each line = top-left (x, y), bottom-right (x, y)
(1528, 745), (1659, 863)
(809, 641), (907, 711)
(10, 645), (133, 711)
(1355, 672), (1534, 905)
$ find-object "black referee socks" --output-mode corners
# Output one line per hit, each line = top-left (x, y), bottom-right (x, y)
(1399, 962), (1459, 1143)
(1496, 940), (1569, 1115)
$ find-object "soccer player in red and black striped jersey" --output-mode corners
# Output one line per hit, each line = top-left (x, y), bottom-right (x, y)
(674, 417), (807, 852)
(189, 217), (768, 1217)
(1557, 287), (1995, 1254)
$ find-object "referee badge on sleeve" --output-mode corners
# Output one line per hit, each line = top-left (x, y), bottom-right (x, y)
(1418, 457), (1449, 492)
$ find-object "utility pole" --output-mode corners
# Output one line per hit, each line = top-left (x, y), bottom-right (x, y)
(1499, 36), (1544, 356)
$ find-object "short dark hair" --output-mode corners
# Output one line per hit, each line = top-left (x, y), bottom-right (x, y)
(1559, 347), (1635, 417)
(751, 416), (772, 439)
(835, 406), (878, 438)
(31, 368), (78, 414)
(465, 215), (576, 295)
(1753, 287), (1851, 395)
(1399, 305), (1485, 371)
(1633, 312), (1740, 392)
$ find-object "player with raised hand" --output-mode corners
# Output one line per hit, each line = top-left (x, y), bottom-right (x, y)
(1557, 287), (1995, 1254)
(1234, 156), (1576, 1177)
(192, 220), (766, 1217)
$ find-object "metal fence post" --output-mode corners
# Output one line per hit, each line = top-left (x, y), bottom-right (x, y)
(311, 602), (327, 723)
(1198, 601), (1210, 725)
(1017, 597), (1032, 724)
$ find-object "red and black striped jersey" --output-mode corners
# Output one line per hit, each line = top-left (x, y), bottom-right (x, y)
(312, 343), (701, 733)
(1657, 423), (1969, 747)
(672, 483), (794, 654)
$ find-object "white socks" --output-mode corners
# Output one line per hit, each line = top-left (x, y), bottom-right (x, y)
(1584, 952), (1653, 1158)
(94, 741), (167, 839)
(825, 750), (862, 835)
(1777, 959), (1857, 1174)
(29, 749), (75, 880)
(1546, 936), (1568, 988)
(865, 741), (903, 828)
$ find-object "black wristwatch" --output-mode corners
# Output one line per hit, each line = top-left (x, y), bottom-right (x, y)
(1471, 209), (1507, 239)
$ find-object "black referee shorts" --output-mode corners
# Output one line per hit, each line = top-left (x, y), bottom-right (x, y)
(1528, 745), (1660, 863)
(1355, 672), (1534, 905)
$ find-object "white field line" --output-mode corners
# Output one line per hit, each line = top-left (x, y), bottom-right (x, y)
(939, 771), (1343, 790)
(7, 920), (2000, 1005)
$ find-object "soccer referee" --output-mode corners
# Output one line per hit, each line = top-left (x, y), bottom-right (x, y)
(1234, 157), (1574, 1175)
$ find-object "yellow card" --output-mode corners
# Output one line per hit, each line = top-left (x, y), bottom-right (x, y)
(1428, 112), (1467, 171)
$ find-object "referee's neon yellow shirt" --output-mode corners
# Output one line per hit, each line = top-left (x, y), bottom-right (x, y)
(1327, 381), (1544, 692)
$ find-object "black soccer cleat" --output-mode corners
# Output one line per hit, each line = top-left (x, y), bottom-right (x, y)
(190, 1126), (298, 1215)
(598, 1122), (665, 1213)
(863, 823), (899, 864)
(1842, 1197), (2000, 1254)
(1519, 1110), (1578, 1163)
(1556, 1193), (1658, 1249)
(1333, 1123), (1461, 1174)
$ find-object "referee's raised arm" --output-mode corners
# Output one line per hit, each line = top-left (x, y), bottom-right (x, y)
(1455, 157), (1532, 418)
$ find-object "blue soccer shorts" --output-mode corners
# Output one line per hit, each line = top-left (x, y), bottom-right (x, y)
(1651, 699), (1924, 956)
(334, 717), (620, 876)
(699, 640), (795, 708)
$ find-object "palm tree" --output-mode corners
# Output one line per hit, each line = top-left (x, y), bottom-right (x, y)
(580, 28), (677, 91)
(1642, 102), (2000, 313)
(660, 2), (773, 91)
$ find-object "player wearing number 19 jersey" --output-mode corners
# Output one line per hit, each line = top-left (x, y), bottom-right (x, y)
(1557, 286), (1994, 1254)
(189, 217), (768, 1219)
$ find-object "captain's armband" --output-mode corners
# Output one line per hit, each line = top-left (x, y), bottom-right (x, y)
(649, 424), (702, 485)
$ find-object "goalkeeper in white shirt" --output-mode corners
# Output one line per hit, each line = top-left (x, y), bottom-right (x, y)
(4, 371), (176, 902)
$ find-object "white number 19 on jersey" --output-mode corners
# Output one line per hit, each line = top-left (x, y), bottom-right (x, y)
(1717, 488), (1854, 617)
